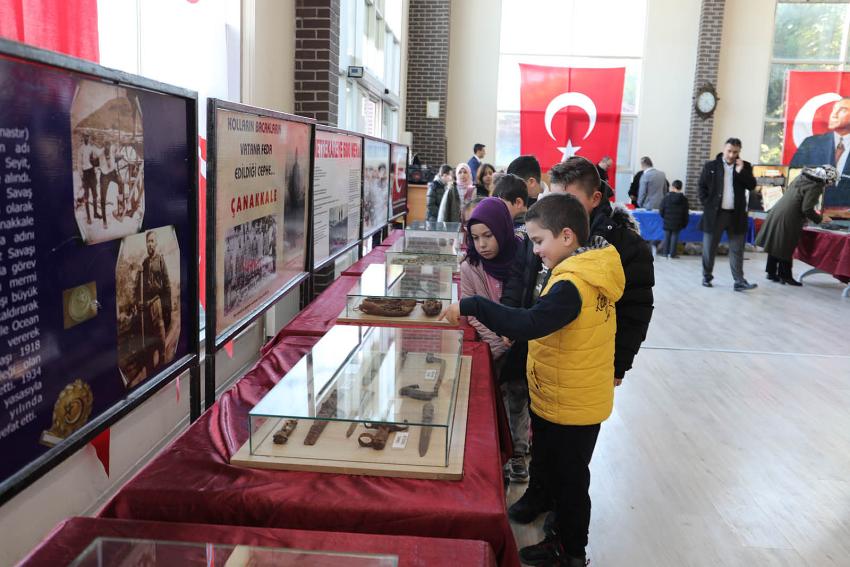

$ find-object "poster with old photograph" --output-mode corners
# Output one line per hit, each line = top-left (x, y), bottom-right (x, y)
(390, 144), (408, 218)
(213, 109), (310, 337)
(312, 130), (362, 268)
(116, 227), (181, 388)
(0, 48), (196, 489)
(362, 138), (390, 237)
(71, 79), (146, 244)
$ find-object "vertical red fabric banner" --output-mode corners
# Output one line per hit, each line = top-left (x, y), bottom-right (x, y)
(0, 0), (99, 62)
(519, 64), (625, 188)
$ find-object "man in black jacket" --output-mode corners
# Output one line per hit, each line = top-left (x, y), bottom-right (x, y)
(698, 138), (758, 291)
(506, 156), (655, 524)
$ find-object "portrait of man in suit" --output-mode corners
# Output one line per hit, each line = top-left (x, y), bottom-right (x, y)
(789, 97), (850, 209)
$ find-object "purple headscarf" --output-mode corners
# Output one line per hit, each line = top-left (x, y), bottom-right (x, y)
(465, 197), (521, 282)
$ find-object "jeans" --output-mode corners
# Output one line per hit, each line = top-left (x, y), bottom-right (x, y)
(702, 210), (746, 284)
(500, 378), (530, 456)
(662, 230), (681, 257)
(530, 412), (601, 558)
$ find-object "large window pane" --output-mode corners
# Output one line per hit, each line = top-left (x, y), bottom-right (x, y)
(495, 112), (521, 168)
(772, 3), (848, 61)
(760, 121), (784, 164)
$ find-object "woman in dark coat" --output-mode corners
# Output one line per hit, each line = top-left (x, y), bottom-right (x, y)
(755, 165), (836, 285)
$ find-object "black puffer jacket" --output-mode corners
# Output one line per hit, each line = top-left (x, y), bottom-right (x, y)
(500, 199), (655, 380)
(426, 179), (447, 222)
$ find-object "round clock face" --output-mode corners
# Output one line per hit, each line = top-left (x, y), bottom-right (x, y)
(697, 91), (716, 114)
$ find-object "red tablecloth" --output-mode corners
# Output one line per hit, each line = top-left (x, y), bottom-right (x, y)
(342, 247), (388, 276)
(99, 337), (519, 567)
(382, 229), (404, 246)
(20, 517), (496, 567)
(795, 227), (850, 283)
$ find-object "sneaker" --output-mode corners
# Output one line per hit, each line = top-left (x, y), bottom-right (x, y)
(509, 456), (529, 483)
(702, 278), (713, 287)
(733, 281), (758, 292)
(519, 536), (587, 566)
(508, 486), (550, 524)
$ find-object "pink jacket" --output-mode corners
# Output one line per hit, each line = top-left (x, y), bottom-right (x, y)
(460, 260), (509, 359)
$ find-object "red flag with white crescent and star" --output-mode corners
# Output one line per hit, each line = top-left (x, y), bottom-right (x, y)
(520, 64), (625, 188)
(782, 70), (850, 164)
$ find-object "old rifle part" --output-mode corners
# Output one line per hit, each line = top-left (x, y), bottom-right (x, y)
(358, 421), (410, 450)
(272, 419), (298, 445)
(399, 353), (446, 401)
(345, 390), (374, 438)
(303, 390), (338, 446)
(418, 402), (435, 457)
(358, 297), (417, 317)
(421, 299), (443, 316)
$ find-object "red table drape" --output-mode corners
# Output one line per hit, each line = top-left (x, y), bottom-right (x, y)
(382, 229), (405, 246)
(99, 337), (519, 567)
(342, 246), (388, 276)
(20, 517), (497, 567)
(795, 227), (850, 283)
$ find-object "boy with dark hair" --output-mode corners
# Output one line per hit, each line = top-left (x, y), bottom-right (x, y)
(658, 179), (689, 258)
(493, 173), (530, 232)
(443, 194), (625, 566)
(507, 155), (544, 204)
(506, 156), (655, 533)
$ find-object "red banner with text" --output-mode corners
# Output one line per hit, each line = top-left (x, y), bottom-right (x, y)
(520, 64), (625, 187)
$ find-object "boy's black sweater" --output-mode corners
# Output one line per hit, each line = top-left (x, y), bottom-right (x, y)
(460, 281), (581, 342)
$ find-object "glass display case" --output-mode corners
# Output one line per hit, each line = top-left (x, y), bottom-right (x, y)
(405, 221), (461, 240)
(70, 537), (398, 567)
(384, 232), (459, 271)
(343, 263), (454, 321)
(246, 325), (464, 470)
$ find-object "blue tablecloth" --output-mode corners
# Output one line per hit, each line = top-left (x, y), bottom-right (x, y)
(632, 210), (756, 244)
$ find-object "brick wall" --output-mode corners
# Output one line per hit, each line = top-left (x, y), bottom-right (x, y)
(405, 0), (451, 167)
(684, 0), (726, 208)
(294, 0), (340, 125)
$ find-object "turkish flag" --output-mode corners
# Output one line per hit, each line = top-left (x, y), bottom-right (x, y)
(520, 64), (625, 188)
(782, 70), (850, 164)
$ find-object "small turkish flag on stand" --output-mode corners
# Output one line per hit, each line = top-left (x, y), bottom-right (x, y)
(520, 64), (625, 188)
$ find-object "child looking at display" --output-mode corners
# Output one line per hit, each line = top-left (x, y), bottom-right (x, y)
(460, 197), (521, 361)
(442, 193), (625, 567)
(658, 179), (689, 258)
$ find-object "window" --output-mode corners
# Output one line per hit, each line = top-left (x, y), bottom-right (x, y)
(337, 0), (404, 140)
(761, 2), (850, 163)
(496, 0), (647, 186)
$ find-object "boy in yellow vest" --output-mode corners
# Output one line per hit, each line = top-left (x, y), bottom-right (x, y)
(442, 193), (625, 566)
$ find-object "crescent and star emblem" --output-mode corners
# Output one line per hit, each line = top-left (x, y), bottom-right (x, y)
(792, 92), (842, 148)
(544, 92), (598, 160)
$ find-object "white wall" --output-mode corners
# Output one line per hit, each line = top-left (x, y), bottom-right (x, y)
(243, 0), (296, 113)
(446, 0), (502, 167)
(636, 0), (701, 183)
(712, 0), (776, 163)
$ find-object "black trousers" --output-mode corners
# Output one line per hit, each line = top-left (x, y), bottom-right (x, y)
(765, 254), (793, 279)
(530, 411), (601, 558)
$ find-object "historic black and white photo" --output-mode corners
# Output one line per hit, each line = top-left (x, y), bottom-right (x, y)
(223, 215), (278, 315)
(116, 227), (181, 388)
(71, 79), (145, 244)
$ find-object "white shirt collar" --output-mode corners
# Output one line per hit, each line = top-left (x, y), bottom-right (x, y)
(834, 132), (850, 147)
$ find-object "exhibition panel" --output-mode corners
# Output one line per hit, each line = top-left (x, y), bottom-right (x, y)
(0, 38), (200, 504)
(312, 127), (364, 270)
(205, 99), (312, 347)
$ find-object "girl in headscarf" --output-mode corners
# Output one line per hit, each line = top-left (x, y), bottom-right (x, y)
(438, 162), (475, 223)
(460, 197), (522, 359)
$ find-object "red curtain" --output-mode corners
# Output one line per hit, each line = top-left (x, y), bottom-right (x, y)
(0, 0), (99, 62)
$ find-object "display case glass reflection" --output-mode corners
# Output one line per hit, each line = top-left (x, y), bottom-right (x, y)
(344, 263), (454, 320)
(70, 537), (398, 567)
(248, 325), (463, 468)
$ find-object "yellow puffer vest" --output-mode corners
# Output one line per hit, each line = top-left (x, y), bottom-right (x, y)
(527, 243), (625, 425)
